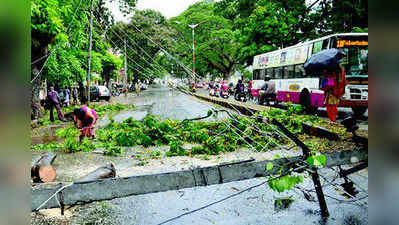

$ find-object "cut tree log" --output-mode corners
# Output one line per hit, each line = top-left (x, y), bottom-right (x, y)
(31, 152), (57, 183)
(75, 163), (116, 183)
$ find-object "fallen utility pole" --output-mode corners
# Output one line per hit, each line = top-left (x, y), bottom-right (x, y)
(31, 150), (367, 211)
(272, 119), (329, 218)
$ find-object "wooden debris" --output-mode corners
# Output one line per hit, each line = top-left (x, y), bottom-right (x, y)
(31, 152), (57, 183)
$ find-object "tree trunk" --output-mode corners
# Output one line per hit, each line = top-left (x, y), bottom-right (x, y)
(223, 65), (235, 80)
(31, 152), (57, 183)
(75, 163), (116, 183)
(78, 82), (86, 104)
(31, 66), (41, 104)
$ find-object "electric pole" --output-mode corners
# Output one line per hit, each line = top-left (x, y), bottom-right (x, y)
(87, 0), (94, 104)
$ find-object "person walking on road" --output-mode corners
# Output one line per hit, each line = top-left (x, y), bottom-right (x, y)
(322, 66), (347, 122)
(46, 87), (67, 122)
(64, 88), (70, 106)
(72, 88), (78, 105)
(135, 82), (140, 96)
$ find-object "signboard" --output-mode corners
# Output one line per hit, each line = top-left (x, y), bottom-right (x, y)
(337, 40), (368, 48)
(253, 45), (309, 69)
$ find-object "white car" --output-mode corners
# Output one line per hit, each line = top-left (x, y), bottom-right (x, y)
(90, 85), (111, 101)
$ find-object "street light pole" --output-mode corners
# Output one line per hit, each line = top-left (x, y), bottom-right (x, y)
(175, 21), (206, 84)
(192, 27), (195, 83)
(86, 0), (94, 104)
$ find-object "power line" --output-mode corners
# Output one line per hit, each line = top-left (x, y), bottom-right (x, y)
(93, 10), (168, 76)
(156, 164), (305, 225)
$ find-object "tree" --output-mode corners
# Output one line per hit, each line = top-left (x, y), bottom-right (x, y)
(169, 1), (240, 79)
(108, 9), (173, 82)
(215, 0), (309, 65)
(31, 0), (137, 103)
(101, 51), (123, 89)
(214, 0), (368, 66)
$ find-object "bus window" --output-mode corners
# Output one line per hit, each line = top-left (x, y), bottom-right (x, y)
(282, 67), (289, 79)
(322, 39), (329, 50)
(294, 64), (306, 78)
(275, 67), (283, 79)
(286, 65), (295, 78)
(312, 39), (329, 54)
(259, 69), (266, 80)
(253, 70), (260, 80)
(266, 68), (274, 79)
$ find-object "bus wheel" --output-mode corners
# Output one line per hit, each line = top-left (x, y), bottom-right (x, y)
(352, 106), (367, 117)
(299, 89), (316, 114)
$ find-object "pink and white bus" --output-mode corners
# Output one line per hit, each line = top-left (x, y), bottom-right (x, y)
(252, 33), (368, 115)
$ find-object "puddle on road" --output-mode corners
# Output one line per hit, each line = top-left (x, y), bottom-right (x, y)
(113, 110), (148, 122)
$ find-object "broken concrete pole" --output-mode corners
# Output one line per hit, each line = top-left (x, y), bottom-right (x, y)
(75, 163), (116, 183)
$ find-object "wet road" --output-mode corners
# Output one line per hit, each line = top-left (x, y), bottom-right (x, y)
(70, 167), (368, 225)
(33, 85), (368, 225)
(108, 85), (228, 122)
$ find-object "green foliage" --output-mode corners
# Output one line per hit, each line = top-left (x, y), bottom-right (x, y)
(259, 107), (320, 134)
(167, 140), (187, 157)
(169, 1), (240, 79)
(215, 0), (368, 65)
(56, 127), (80, 138)
(64, 137), (79, 152)
(36, 103), (133, 128)
(79, 137), (96, 152)
(31, 0), (137, 89)
(31, 142), (64, 151)
(103, 145), (123, 156)
(109, 9), (171, 82)
(306, 154), (327, 167)
(150, 150), (161, 157)
(268, 175), (304, 193)
(266, 162), (274, 171)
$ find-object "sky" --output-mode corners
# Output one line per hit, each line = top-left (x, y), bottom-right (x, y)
(106, 0), (206, 23)
(107, 0), (316, 23)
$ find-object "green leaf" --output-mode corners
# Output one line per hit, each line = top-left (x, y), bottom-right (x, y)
(266, 162), (274, 171)
(306, 154), (327, 167)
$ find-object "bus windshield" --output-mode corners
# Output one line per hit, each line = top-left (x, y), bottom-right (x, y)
(333, 36), (368, 76)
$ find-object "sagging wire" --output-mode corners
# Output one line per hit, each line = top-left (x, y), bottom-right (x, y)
(93, 10), (168, 77)
(155, 163), (305, 225)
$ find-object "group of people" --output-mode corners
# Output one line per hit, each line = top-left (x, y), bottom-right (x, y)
(46, 86), (98, 144)
(207, 79), (253, 97)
